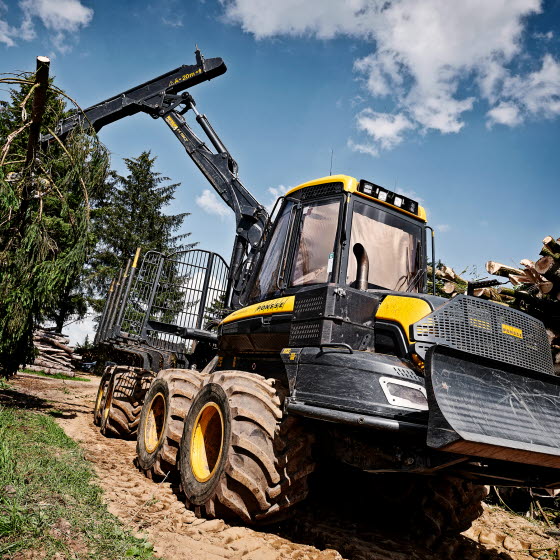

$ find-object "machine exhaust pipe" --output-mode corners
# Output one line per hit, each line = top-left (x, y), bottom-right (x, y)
(353, 243), (369, 291)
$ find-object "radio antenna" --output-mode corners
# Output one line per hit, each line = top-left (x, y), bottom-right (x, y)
(329, 149), (334, 176)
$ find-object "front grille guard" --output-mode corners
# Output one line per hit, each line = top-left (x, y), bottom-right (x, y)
(412, 295), (553, 376)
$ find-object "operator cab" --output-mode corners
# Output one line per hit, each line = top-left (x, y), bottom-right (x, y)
(243, 175), (428, 305)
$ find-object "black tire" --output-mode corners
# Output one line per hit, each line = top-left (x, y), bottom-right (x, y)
(179, 370), (315, 523)
(411, 474), (488, 548)
(94, 366), (114, 426)
(136, 368), (204, 479)
(101, 366), (154, 438)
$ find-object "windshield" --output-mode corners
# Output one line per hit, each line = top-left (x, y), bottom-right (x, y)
(249, 201), (295, 302)
(347, 200), (422, 292)
(290, 199), (340, 287)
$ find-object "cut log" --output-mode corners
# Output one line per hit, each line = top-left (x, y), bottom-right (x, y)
(543, 236), (560, 254)
(486, 261), (523, 278)
(509, 273), (533, 286)
(443, 282), (456, 294)
(540, 282), (554, 295)
(535, 256), (560, 281)
(24, 364), (74, 376)
(540, 246), (560, 260)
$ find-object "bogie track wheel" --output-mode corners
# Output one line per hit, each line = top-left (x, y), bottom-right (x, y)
(179, 370), (315, 523)
(101, 366), (154, 438)
(136, 368), (204, 479)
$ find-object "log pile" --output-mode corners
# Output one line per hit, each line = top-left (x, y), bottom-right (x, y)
(485, 235), (560, 373)
(427, 264), (468, 297)
(28, 329), (78, 375)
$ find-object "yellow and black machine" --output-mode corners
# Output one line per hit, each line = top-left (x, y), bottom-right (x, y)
(49, 50), (560, 547)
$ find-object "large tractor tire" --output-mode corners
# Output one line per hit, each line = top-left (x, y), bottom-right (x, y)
(411, 474), (488, 548)
(179, 370), (315, 523)
(100, 366), (154, 438)
(93, 365), (115, 426)
(136, 368), (204, 480)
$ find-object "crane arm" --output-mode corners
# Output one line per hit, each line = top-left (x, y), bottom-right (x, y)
(42, 49), (269, 308)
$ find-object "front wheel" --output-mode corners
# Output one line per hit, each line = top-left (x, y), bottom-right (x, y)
(411, 474), (488, 548)
(179, 370), (315, 523)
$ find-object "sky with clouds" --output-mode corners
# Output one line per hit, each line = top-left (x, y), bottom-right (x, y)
(1, 0), (559, 342)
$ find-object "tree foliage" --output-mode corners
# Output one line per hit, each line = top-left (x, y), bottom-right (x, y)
(88, 151), (195, 308)
(0, 69), (109, 377)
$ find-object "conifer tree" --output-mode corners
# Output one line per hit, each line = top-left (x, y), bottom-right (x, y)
(0, 67), (109, 377)
(88, 151), (195, 307)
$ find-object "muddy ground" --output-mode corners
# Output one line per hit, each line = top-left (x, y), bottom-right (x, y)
(4, 373), (560, 560)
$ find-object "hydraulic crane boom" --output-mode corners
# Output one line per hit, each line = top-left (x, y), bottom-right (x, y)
(42, 49), (268, 308)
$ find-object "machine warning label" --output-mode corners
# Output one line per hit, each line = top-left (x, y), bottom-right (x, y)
(169, 68), (202, 87)
(502, 324), (523, 339)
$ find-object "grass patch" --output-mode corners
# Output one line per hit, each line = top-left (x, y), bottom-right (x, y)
(22, 368), (90, 382)
(0, 406), (156, 559)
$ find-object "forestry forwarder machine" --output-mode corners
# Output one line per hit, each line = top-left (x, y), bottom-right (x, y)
(45, 49), (560, 549)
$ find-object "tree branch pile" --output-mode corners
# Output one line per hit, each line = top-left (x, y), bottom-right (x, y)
(27, 329), (78, 375)
(485, 235), (560, 372)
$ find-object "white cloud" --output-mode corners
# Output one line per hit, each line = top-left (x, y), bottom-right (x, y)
(162, 16), (183, 28)
(221, 0), (559, 153)
(0, 0), (92, 52)
(436, 224), (450, 233)
(487, 102), (522, 127)
(500, 55), (560, 119)
(0, 1), (17, 46)
(265, 185), (288, 212)
(347, 139), (379, 157)
(196, 189), (230, 217)
(534, 31), (554, 40)
(355, 109), (414, 151)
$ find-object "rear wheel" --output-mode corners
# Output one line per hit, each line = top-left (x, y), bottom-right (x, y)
(93, 366), (114, 426)
(136, 368), (204, 479)
(101, 366), (154, 438)
(179, 370), (315, 523)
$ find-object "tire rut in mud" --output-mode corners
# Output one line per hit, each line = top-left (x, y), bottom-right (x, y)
(10, 375), (518, 560)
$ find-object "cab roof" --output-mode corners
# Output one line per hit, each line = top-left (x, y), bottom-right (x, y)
(285, 174), (427, 222)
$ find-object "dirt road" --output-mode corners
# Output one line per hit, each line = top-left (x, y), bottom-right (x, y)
(5, 373), (559, 560)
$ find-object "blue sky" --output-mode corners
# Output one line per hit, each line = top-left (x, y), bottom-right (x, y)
(1, 0), (559, 342)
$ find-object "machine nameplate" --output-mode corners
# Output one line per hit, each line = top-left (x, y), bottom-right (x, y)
(502, 324), (523, 339)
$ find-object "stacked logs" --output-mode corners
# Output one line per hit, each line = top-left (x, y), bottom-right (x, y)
(427, 264), (468, 297)
(485, 235), (560, 373)
(28, 329), (78, 375)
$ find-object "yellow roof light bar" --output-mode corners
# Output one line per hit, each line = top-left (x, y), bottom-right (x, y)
(285, 175), (427, 222)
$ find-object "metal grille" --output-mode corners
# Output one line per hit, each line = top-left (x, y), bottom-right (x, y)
(300, 182), (343, 201)
(392, 366), (422, 381)
(413, 295), (553, 375)
(289, 321), (322, 346)
(119, 249), (229, 351)
(293, 294), (327, 319)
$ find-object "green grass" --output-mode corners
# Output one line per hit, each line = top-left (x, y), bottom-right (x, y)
(22, 368), (90, 382)
(0, 406), (156, 559)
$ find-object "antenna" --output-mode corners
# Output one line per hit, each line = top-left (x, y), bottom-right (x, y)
(329, 149), (334, 176)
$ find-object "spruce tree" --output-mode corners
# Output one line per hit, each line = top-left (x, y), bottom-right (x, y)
(0, 68), (109, 377)
(88, 151), (195, 307)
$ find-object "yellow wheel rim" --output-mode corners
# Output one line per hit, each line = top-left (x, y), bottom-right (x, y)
(190, 402), (224, 483)
(144, 393), (166, 454)
(95, 383), (105, 416)
(103, 384), (114, 423)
